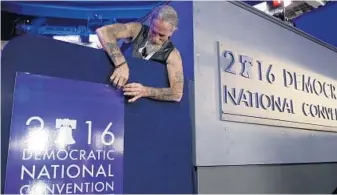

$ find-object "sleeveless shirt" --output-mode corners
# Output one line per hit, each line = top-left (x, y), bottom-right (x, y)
(122, 24), (175, 65)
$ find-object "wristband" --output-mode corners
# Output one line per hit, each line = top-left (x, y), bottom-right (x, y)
(116, 61), (127, 67)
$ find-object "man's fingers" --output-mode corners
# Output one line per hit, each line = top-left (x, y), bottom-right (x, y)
(124, 83), (131, 88)
(116, 77), (125, 89)
(124, 83), (137, 88)
(123, 87), (138, 92)
(111, 71), (122, 86)
(110, 75), (118, 86)
(119, 77), (128, 87)
(112, 76), (120, 87)
(110, 71), (117, 82)
(121, 77), (128, 86)
(128, 95), (141, 103)
(124, 91), (138, 96)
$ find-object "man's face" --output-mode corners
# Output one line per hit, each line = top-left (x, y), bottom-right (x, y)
(149, 18), (174, 45)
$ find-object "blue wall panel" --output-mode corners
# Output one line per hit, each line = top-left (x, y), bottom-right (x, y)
(1, 1), (161, 19)
(294, 2), (337, 47)
(170, 1), (195, 81)
(1, 34), (194, 193)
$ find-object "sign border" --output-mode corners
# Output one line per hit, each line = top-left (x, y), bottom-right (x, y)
(216, 41), (337, 133)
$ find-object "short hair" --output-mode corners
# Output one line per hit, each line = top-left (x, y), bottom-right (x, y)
(151, 5), (179, 30)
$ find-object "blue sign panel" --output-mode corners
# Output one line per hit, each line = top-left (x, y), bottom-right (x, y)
(4, 72), (124, 194)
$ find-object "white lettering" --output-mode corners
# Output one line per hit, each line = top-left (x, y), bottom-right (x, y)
(66, 183), (73, 194)
(20, 164), (114, 180)
(95, 182), (105, 192)
(21, 149), (114, 161)
(37, 166), (50, 179)
(67, 165), (81, 179)
(25, 181), (115, 194)
(22, 149), (32, 160)
(21, 165), (35, 180)
(96, 165), (107, 177)
(57, 150), (68, 160)
(20, 185), (29, 195)
(69, 150), (78, 160)
(107, 150), (115, 160)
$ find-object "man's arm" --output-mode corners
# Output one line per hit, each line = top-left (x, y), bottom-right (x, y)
(146, 49), (184, 102)
(95, 22), (142, 66)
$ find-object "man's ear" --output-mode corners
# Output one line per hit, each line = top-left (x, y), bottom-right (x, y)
(171, 27), (178, 35)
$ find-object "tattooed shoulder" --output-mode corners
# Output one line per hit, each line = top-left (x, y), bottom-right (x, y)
(104, 22), (141, 39)
(167, 48), (182, 65)
(107, 24), (127, 36)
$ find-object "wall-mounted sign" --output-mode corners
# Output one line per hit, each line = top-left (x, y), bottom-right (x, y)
(217, 42), (337, 132)
(5, 72), (124, 194)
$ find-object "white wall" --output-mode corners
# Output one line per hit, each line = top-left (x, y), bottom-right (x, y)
(193, 1), (337, 166)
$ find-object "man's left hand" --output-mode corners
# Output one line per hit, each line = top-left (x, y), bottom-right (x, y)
(123, 83), (148, 102)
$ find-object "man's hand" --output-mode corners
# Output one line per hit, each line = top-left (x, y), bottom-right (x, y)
(96, 22), (141, 88)
(123, 83), (148, 102)
(110, 64), (129, 89)
(121, 49), (184, 103)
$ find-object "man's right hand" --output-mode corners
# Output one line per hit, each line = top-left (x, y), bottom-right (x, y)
(110, 63), (129, 89)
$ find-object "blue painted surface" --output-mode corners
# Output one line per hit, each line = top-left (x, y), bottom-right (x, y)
(5, 73), (124, 194)
(170, 1), (195, 81)
(293, 2), (337, 47)
(244, 1), (264, 6)
(2, 1), (162, 19)
(1, 34), (194, 194)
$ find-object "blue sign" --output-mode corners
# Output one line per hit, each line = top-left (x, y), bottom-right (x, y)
(5, 72), (124, 194)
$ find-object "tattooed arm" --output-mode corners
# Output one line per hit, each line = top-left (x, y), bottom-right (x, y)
(146, 49), (184, 102)
(95, 22), (141, 66)
(96, 22), (141, 88)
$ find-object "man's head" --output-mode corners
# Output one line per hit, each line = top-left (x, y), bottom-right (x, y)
(149, 5), (178, 45)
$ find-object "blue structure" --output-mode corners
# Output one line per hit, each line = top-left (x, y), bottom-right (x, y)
(293, 2), (337, 47)
(1, 1), (162, 20)
(1, 1), (167, 39)
(1, 34), (194, 194)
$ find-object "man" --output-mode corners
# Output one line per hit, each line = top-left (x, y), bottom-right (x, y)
(96, 5), (184, 103)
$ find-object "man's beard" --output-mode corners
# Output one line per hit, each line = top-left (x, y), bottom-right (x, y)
(145, 42), (162, 55)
